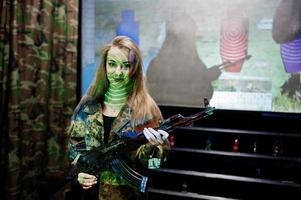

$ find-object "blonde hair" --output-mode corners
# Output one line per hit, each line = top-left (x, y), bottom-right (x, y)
(86, 36), (162, 123)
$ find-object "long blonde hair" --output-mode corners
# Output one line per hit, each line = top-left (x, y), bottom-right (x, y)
(86, 36), (162, 123)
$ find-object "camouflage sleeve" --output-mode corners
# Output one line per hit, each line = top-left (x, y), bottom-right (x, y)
(67, 98), (103, 164)
(67, 118), (87, 163)
(67, 95), (91, 162)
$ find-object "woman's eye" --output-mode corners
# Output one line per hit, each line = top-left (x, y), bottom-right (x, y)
(108, 62), (116, 67)
(123, 63), (130, 69)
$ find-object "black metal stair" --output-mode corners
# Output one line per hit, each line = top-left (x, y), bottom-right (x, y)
(146, 107), (301, 200)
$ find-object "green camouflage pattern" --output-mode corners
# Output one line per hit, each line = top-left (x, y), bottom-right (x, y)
(68, 99), (161, 200)
(0, 0), (78, 199)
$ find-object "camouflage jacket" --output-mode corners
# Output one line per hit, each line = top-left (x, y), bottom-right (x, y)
(67, 99), (163, 186)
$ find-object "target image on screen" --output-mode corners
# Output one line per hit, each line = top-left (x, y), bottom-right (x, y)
(81, 0), (301, 113)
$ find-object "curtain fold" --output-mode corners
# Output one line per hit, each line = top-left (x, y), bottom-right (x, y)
(0, 1), (79, 199)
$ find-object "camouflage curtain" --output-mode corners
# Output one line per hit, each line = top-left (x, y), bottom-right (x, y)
(0, 0), (79, 199)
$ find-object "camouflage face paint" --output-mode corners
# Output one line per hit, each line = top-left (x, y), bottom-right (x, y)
(104, 47), (134, 111)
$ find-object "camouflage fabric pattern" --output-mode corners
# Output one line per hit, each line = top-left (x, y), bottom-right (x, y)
(68, 100), (159, 200)
(99, 182), (141, 200)
(0, 0), (78, 199)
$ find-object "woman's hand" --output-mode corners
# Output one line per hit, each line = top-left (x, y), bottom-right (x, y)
(77, 172), (98, 190)
(143, 128), (169, 146)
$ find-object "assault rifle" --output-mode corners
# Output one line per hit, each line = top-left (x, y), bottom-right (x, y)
(67, 100), (215, 193)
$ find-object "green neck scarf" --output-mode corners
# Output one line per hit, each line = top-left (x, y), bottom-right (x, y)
(104, 74), (134, 111)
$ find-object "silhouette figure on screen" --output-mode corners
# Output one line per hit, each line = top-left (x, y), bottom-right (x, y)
(146, 14), (221, 106)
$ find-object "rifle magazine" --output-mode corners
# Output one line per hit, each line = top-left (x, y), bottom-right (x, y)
(110, 158), (149, 193)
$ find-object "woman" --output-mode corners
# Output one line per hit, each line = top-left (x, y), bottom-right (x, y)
(67, 36), (169, 200)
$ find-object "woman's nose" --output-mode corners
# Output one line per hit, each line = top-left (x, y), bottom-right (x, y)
(115, 65), (122, 75)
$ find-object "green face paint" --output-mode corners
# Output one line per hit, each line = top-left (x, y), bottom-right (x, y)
(104, 47), (134, 111)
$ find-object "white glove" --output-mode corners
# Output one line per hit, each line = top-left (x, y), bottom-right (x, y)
(143, 128), (169, 146)
(77, 172), (98, 190)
